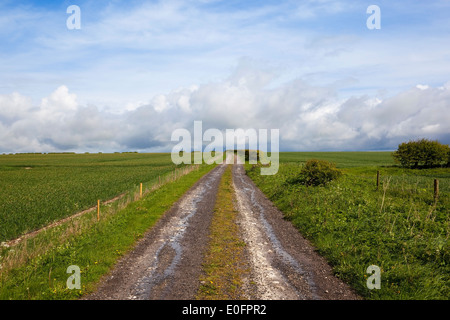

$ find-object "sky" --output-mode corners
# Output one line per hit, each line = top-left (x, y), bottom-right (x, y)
(0, 0), (449, 153)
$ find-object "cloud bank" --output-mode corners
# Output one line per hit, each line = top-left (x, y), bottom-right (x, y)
(1, 65), (449, 153)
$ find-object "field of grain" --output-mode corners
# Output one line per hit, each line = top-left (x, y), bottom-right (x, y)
(279, 151), (395, 167)
(0, 153), (178, 243)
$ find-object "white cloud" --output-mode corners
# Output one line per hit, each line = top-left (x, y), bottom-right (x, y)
(40, 85), (77, 113)
(0, 92), (33, 124)
(152, 95), (169, 112)
(1, 64), (449, 153)
(416, 84), (430, 90)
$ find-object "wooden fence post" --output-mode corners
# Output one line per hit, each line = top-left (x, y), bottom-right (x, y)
(376, 171), (380, 190)
(434, 179), (439, 202)
(97, 199), (100, 221)
(140, 183), (143, 198)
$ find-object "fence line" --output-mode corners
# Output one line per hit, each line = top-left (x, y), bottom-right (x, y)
(376, 171), (441, 201)
(3, 164), (200, 248)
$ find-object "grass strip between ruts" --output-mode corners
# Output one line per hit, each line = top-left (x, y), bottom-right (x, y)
(197, 165), (250, 300)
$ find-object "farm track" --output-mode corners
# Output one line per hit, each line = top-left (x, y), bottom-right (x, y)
(86, 163), (226, 299)
(86, 154), (360, 300)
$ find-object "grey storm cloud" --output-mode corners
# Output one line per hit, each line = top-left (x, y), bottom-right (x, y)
(0, 68), (449, 153)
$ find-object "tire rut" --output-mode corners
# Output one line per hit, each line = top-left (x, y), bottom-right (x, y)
(232, 160), (360, 300)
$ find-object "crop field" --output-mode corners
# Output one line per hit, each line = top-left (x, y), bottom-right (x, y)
(0, 162), (215, 300)
(0, 152), (180, 243)
(279, 151), (395, 167)
(246, 152), (449, 299)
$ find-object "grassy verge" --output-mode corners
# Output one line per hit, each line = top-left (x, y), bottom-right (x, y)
(0, 164), (216, 300)
(197, 165), (249, 300)
(246, 163), (449, 300)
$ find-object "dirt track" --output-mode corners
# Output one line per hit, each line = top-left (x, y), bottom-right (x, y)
(86, 154), (359, 300)
(86, 164), (226, 300)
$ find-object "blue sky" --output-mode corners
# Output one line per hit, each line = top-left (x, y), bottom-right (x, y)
(0, 0), (449, 152)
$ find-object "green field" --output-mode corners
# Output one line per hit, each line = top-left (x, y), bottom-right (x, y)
(0, 153), (179, 242)
(247, 152), (449, 299)
(1, 151), (448, 300)
(279, 151), (395, 167)
(0, 163), (215, 299)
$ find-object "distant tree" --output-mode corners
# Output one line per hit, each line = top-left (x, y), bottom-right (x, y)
(392, 138), (449, 168)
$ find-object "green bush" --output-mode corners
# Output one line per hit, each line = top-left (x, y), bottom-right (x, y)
(392, 139), (449, 168)
(292, 159), (342, 186)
